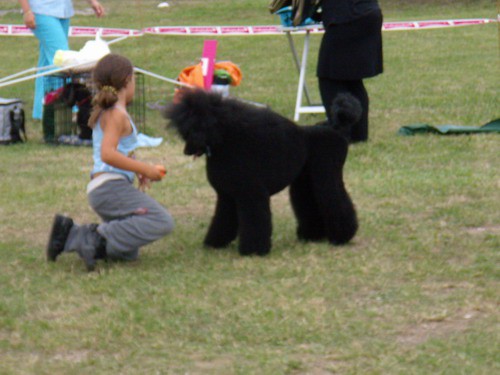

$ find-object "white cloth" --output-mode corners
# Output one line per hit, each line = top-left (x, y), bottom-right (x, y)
(137, 133), (163, 148)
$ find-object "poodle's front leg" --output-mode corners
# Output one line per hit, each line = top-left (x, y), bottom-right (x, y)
(236, 195), (272, 256)
(204, 192), (238, 248)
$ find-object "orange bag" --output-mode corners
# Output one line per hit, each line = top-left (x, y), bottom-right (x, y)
(177, 61), (242, 88)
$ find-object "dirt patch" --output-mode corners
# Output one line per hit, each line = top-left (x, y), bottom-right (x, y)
(189, 355), (234, 374)
(285, 349), (350, 375)
(465, 225), (500, 235)
(52, 350), (90, 363)
(397, 310), (481, 346)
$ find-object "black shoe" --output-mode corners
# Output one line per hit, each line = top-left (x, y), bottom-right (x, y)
(47, 214), (74, 262)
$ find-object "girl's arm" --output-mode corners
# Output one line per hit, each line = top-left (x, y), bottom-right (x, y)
(100, 109), (163, 181)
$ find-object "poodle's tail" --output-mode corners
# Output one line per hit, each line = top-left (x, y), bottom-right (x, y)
(329, 93), (363, 131)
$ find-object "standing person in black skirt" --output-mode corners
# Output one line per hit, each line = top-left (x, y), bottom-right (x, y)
(317, 0), (383, 143)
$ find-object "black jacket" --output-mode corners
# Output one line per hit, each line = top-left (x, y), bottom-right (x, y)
(321, 0), (380, 25)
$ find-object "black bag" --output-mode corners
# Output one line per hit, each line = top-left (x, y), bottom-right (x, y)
(0, 98), (27, 145)
(269, 0), (322, 27)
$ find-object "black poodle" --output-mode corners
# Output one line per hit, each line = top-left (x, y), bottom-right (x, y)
(166, 89), (361, 256)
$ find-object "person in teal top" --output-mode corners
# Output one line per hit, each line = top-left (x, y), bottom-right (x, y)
(46, 54), (174, 272)
(17, 0), (105, 119)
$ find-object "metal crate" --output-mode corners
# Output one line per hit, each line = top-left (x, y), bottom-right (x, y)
(43, 70), (146, 143)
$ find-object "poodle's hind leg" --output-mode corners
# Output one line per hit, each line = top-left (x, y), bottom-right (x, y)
(290, 172), (326, 241)
(236, 195), (272, 256)
(204, 192), (238, 248)
(311, 166), (358, 245)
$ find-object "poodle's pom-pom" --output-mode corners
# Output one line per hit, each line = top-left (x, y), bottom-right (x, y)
(330, 93), (362, 130)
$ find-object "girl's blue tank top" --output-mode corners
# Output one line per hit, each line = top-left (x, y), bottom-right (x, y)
(91, 108), (138, 182)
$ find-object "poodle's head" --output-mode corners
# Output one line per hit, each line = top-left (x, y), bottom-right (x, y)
(165, 89), (224, 157)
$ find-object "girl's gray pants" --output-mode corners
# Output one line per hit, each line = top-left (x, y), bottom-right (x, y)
(64, 179), (174, 261)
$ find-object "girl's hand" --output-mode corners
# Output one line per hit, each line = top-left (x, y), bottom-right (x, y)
(155, 165), (167, 178)
(143, 164), (165, 182)
(138, 165), (165, 191)
(137, 174), (151, 192)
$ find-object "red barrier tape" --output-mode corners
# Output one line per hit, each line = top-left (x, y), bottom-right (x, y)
(0, 19), (495, 37)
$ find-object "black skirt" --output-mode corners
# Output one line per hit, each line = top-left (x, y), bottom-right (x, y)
(317, 9), (383, 80)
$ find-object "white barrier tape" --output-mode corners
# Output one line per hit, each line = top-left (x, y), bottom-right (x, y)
(382, 18), (495, 31)
(0, 25), (142, 37)
(0, 19), (495, 37)
(143, 25), (288, 36)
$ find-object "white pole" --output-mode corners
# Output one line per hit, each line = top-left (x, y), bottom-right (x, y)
(0, 65), (57, 83)
(107, 35), (129, 45)
(133, 67), (194, 88)
(0, 61), (97, 88)
(0, 35), (128, 86)
(0, 63), (194, 89)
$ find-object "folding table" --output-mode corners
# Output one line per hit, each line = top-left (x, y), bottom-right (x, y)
(282, 25), (325, 121)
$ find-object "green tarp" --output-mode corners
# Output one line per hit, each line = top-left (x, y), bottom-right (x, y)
(398, 118), (500, 136)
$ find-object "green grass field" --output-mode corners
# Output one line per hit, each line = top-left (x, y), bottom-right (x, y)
(0, 1), (499, 374)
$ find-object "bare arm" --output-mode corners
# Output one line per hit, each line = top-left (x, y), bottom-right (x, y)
(87, 0), (105, 17)
(100, 109), (163, 181)
(18, 0), (104, 28)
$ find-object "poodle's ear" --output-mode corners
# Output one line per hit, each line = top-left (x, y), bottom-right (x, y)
(164, 89), (224, 156)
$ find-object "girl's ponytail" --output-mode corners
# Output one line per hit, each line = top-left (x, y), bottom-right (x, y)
(89, 85), (119, 127)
